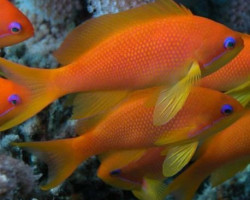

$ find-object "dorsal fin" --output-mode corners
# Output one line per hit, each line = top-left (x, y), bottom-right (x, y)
(54, 0), (192, 65)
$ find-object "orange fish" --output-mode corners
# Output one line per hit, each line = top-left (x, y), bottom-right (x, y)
(0, 0), (244, 131)
(0, 77), (30, 126)
(161, 110), (250, 200)
(97, 148), (165, 189)
(12, 87), (244, 190)
(200, 35), (250, 91)
(0, 0), (34, 47)
(97, 147), (165, 199)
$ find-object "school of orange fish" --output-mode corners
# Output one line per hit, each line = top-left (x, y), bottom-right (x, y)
(1, 0), (250, 199)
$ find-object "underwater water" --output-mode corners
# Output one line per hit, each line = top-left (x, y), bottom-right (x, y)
(1, 0), (250, 200)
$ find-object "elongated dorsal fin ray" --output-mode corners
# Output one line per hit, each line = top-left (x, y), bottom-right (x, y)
(54, 0), (192, 65)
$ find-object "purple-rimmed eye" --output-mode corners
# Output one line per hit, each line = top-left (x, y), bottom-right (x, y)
(221, 104), (233, 116)
(224, 37), (236, 49)
(8, 94), (21, 105)
(8, 22), (22, 34)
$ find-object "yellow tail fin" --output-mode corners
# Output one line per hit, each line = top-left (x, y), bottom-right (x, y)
(0, 58), (62, 131)
(12, 138), (86, 190)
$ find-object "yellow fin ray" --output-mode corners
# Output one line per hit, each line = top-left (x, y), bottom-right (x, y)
(71, 90), (129, 119)
(54, 0), (192, 65)
(226, 80), (250, 107)
(162, 142), (198, 177)
(153, 61), (201, 126)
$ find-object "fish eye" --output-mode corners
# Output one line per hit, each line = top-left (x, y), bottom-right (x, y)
(8, 94), (21, 105)
(8, 22), (22, 34)
(223, 37), (236, 49)
(221, 104), (233, 115)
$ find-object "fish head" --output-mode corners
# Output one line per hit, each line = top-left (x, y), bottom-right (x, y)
(0, 0), (34, 47)
(185, 87), (244, 139)
(195, 20), (244, 77)
(0, 78), (30, 125)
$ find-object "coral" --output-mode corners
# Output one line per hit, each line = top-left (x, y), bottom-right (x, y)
(87, 0), (153, 17)
(212, 0), (250, 33)
(0, 154), (36, 200)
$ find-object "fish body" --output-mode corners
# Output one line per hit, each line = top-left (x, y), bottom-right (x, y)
(54, 16), (240, 92)
(200, 35), (250, 91)
(0, 0), (244, 130)
(0, 0), (34, 47)
(13, 87), (244, 189)
(164, 110), (250, 200)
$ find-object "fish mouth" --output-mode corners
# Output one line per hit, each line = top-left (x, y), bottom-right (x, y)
(202, 44), (244, 77)
(0, 106), (15, 117)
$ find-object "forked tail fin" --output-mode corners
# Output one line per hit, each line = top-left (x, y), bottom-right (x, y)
(0, 57), (63, 131)
(12, 137), (87, 190)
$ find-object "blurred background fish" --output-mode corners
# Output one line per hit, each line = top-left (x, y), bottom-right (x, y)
(0, 0), (34, 48)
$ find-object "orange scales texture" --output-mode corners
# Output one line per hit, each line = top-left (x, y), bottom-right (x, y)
(12, 87), (244, 189)
(0, 0), (244, 130)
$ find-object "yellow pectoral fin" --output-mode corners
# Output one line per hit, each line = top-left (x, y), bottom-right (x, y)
(226, 80), (250, 107)
(162, 142), (198, 177)
(210, 157), (250, 187)
(71, 90), (129, 120)
(153, 61), (201, 126)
